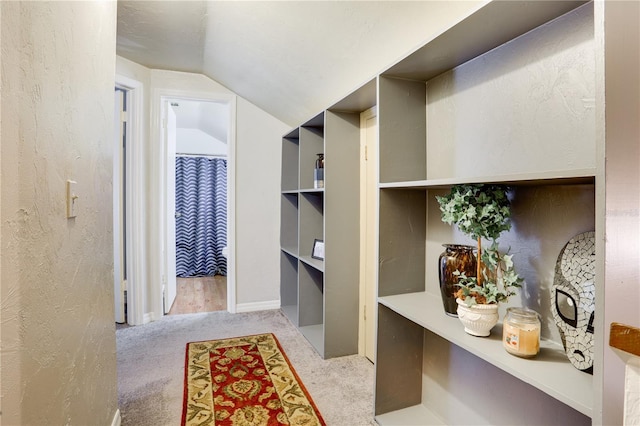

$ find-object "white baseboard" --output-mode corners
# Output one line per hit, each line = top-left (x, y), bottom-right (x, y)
(235, 300), (280, 313)
(143, 313), (154, 324)
(111, 409), (121, 426)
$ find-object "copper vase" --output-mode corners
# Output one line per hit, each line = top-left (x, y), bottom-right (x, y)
(438, 244), (477, 317)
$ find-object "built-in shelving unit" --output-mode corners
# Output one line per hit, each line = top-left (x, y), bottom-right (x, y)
(279, 79), (376, 358)
(375, 2), (601, 425)
(276, 0), (639, 422)
(373, 1), (599, 425)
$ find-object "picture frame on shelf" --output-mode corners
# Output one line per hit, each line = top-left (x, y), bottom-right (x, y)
(311, 239), (324, 260)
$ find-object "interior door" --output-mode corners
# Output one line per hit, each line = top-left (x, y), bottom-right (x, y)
(113, 88), (126, 323)
(164, 103), (178, 313)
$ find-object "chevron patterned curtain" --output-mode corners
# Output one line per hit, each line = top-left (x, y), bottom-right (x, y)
(175, 156), (227, 277)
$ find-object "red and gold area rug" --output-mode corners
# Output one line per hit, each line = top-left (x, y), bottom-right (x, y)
(182, 333), (326, 426)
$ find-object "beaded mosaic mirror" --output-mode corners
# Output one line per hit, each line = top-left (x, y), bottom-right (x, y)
(551, 231), (596, 374)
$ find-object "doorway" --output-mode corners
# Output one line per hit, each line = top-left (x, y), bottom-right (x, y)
(160, 96), (236, 315)
(114, 75), (146, 326)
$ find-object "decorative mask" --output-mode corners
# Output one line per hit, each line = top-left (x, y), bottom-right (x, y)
(551, 231), (595, 374)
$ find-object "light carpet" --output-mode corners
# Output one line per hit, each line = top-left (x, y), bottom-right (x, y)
(117, 309), (375, 425)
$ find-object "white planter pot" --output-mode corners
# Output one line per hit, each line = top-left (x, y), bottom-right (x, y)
(456, 298), (499, 337)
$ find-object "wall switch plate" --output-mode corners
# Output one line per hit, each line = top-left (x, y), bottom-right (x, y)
(66, 180), (78, 218)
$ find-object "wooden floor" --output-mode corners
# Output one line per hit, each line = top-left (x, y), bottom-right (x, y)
(168, 275), (227, 315)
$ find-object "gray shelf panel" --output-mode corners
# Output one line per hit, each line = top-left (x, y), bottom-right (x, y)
(280, 247), (298, 258)
(298, 255), (324, 273)
(379, 170), (597, 190)
(324, 110), (361, 359)
(378, 189), (426, 297)
(383, 1), (587, 81)
(299, 324), (324, 355)
(281, 136), (299, 191)
(375, 304), (423, 417)
(280, 251), (298, 326)
(303, 112), (324, 128)
(283, 127), (299, 139)
(299, 125), (325, 190)
(298, 261), (324, 329)
(329, 78), (376, 113)
(280, 304), (297, 326)
(299, 192), (324, 265)
(378, 76), (426, 184)
(280, 193), (298, 253)
(378, 291), (593, 418)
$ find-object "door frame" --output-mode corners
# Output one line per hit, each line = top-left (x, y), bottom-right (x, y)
(153, 89), (237, 317)
(164, 103), (177, 313)
(114, 74), (146, 325)
(359, 106), (378, 361)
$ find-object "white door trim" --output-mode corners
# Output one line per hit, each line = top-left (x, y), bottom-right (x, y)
(164, 103), (177, 313)
(115, 74), (146, 326)
(152, 88), (237, 318)
(113, 89), (125, 324)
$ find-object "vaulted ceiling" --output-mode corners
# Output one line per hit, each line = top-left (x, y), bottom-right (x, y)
(116, 1), (483, 127)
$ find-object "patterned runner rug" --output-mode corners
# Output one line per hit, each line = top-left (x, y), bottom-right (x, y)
(182, 333), (326, 426)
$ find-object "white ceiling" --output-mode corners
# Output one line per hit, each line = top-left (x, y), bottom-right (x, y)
(116, 1), (483, 127)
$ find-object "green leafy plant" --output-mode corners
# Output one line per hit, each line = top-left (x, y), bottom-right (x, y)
(436, 184), (522, 305)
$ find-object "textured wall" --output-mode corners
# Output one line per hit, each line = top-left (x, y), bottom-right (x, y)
(234, 98), (290, 307)
(1, 2), (118, 424)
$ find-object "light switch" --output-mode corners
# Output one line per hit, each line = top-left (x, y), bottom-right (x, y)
(66, 180), (78, 218)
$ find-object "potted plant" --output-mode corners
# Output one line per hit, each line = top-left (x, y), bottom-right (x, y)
(436, 184), (522, 336)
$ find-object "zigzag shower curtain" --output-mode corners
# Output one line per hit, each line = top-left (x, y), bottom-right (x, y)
(175, 156), (227, 277)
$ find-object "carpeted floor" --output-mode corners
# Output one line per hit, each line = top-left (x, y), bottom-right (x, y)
(116, 309), (376, 425)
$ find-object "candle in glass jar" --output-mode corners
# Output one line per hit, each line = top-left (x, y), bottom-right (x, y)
(503, 307), (541, 358)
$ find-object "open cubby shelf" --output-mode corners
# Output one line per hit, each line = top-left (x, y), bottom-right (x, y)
(379, 291), (593, 416)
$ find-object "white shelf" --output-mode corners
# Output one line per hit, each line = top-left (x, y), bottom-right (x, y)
(378, 291), (593, 418)
(375, 404), (445, 426)
(379, 169), (596, 189)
